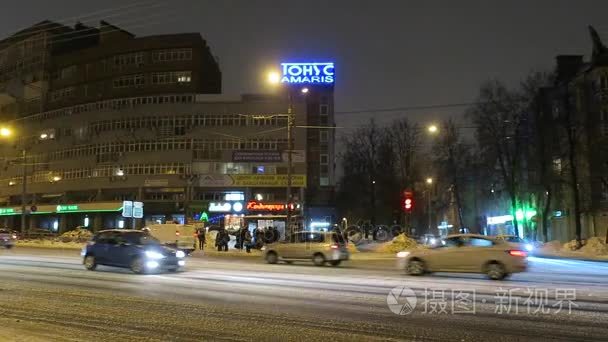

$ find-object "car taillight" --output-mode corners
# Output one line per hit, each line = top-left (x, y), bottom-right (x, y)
(330, 244), (339, 250)
(508, 250), (527, 257)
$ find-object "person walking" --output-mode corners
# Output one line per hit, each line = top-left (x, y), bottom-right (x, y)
(244, 229), (252, 253)
(197, 228), (206, 251)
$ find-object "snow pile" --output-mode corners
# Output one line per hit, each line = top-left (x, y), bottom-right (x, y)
(579, 237), (608, 255)
(59, 228), (93, 243)
(377, 234), (419, 253)
(563, 239), (581, 251)
(539, 240), (562, 253)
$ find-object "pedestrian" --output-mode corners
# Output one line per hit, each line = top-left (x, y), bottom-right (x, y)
(244, 229), (252, 253)
(216, 229), (228, 252)
(197, 228), (206, 251)
(239, 227), (247, 250)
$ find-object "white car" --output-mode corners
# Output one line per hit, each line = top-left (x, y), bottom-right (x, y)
(398, 234), (528, 280)
(264, 231), (350, 266)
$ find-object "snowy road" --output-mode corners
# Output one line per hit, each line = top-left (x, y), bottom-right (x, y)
(0, 249), (607, 341)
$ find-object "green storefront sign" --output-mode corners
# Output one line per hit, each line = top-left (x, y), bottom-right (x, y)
(0, 208), (15, 215)
(56, 205), (79, 212)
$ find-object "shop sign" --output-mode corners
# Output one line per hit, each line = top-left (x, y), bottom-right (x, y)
(57, 205), (79, 212)
(199, 174), (306, 188)
(232, 151), (282, 162)
(246, 201), (285, 212)
(0, 208), (15, 215)
(209, 202), (244, 213)
(281, 62), (335, 84)
(487, 215), (513, 225)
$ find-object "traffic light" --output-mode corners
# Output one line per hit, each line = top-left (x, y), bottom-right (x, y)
(403, 190), (413, 213)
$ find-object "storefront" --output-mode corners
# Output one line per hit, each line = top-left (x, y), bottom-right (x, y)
(0, 202), (124, 232)
(243, 201), (302, 241)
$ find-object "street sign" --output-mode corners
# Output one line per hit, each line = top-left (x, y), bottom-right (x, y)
(132, 201), (144, 219)
(122, 201), (133, 218)
(200, 211), (209, 221)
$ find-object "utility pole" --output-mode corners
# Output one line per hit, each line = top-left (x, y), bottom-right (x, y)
(286, 91), (294, 238)
(20, 149), (27, 234)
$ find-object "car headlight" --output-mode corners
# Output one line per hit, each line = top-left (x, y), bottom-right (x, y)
(524, 243), (534, 252)
(260, 246), (266, 251)
(145, 250), (165, 260)
(396, 251), (410, 258)
(429, 238), (437, 245)
(176, 250), (186, 258)
(80, 248), (87, 257)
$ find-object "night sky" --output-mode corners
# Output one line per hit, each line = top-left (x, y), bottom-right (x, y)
(2, 0), (608, 134)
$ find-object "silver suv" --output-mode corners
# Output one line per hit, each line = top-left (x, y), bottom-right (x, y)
(0, 229), (17, 249)
(264, 231), (350, 266)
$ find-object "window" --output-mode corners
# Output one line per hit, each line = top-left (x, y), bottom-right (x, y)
(553, 158), (562, 172)
(465, 237), (494, 247)
(50, 87), (75, 102)
(320, 154), (329, 165)
(320, 104), (329, 115)
(113, 52), (144, 68)
(113, 74), (145, 88)
(151, 71), (192, 85)
(152, 48), (193, 62)
(320, 130), (329, 143)
(320, 177), (329, 186)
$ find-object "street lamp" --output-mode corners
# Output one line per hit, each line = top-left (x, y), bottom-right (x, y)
(0, 127), (12, 137)
(265, 71), (310, 239)
(267, 71), (281, 85)
(427, 124), (438, 134)
(425, 177), (434, 233)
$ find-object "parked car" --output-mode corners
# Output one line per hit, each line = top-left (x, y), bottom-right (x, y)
(81, 229), (186, 274)
(0, 229), (17, 249)
(143, 223), (198, 254)
(263, 231), (349, 266)
(397, 234), (528, 280)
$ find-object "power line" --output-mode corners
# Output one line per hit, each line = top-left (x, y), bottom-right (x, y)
(2, 1), (164, 41)
(334, 102), (480, 115)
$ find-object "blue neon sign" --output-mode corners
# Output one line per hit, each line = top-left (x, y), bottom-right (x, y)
(281, 62), (335, 84)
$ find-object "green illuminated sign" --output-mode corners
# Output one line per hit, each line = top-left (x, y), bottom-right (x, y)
(0, 208), (15, 215)
(200, 211), (209, 221)
(57, 205), (79, 212)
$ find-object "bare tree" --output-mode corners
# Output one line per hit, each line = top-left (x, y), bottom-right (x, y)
(388, 118), (421, 189)
(467, 80), (528, 238)
(431, 119), (471, 231)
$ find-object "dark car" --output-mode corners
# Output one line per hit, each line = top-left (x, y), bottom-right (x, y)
(81, 230), (186, 274)
(0, 229), (17, 248)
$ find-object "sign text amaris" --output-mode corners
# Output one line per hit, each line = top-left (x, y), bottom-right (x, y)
(281, 62), (334, 84)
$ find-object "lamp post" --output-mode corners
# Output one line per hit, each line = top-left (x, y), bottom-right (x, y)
(267, 72), (309, 239)
(426, 177), (433, 233)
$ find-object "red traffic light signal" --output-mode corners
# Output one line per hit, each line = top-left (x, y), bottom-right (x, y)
(403, 190), (414, 212)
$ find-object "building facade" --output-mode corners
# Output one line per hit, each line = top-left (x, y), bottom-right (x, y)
(532, 28), (608, 242)
(0, 21), (337, 234)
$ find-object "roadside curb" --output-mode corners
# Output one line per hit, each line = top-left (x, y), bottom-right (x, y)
(533, 253), (608, 263)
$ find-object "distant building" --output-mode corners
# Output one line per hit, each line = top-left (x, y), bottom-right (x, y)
(0, 21), (336, 233)
(532, 27), (608, 241)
